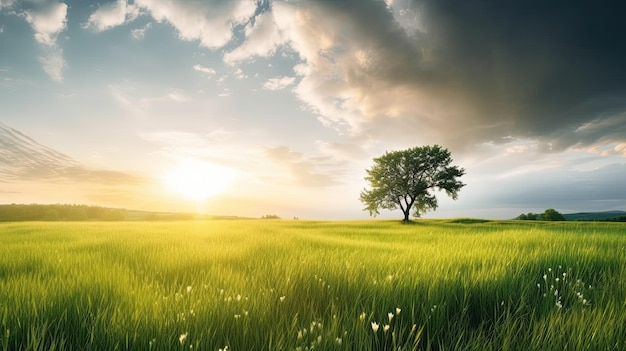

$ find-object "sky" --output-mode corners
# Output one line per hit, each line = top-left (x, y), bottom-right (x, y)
(1, 0), (625, 220)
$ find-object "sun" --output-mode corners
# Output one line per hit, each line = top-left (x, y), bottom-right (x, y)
(164, 158), (233, 201)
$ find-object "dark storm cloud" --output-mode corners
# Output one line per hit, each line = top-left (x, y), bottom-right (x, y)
(307, 0), (626, 150)
(417, 0), (626, 145)
(0, 122), (143, 185)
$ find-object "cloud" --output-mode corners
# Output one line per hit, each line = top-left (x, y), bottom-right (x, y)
(84, 0), (139, 32)
(193, 64), (216, 76)
(263, 76), (295, 91)
(226, 0), (626, 157)
(0, 122), (144, 186)
(223, 9), (286, 63)
(130, 0), (256, 49)
(615, 143), (626, 157)
(0, 0), (15, 9)
(21, 1), (67, 46)
(83, 0), (259, 48)
(19, 0), (67, 82)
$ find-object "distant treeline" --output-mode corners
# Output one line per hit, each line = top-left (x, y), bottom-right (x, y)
(516, 208), (626, 222)
(0, 204), (126, 221)
(0, 204), (234, 222)
(515, 208), (565, 221)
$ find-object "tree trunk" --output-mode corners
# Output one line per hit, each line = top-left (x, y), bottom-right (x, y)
(402, 195), (414, 222)
(402, 209), (410, 222)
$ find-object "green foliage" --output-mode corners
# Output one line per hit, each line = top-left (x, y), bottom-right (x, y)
(515, 213), (538, 220)
(360, 145), (465, 221)
(542, 208), (565, 221)
(1, 220), (625, 350)
(516, 209), (565, 221)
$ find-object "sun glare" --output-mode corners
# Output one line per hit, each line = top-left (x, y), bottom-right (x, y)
(164, 158), (233, 201)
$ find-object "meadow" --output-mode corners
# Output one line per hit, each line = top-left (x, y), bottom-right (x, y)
(0, 219), (625, 350)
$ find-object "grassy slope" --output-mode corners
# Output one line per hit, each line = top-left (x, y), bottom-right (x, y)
(0, 220), (625, 350)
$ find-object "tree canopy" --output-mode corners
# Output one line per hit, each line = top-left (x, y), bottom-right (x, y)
(360, 145), (465, 222)
(516, 209), (566, 221)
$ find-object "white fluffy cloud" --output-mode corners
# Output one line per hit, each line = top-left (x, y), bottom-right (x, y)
(21, 1), (67, 82)
(21, 1), (67, 47)
(134, 0), (256, 49)
(84, 0), (139, 32)
(83, 0), (258, 48)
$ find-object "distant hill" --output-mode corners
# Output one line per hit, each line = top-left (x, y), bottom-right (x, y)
(563, 210), (626, 221)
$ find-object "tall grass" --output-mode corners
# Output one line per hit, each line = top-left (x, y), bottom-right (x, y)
(0, 220), (624, 350)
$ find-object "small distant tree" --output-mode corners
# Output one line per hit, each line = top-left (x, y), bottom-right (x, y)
(542, 208), (565, 221)
(360, 145), (465, 222)
(261, 214), (280, 219)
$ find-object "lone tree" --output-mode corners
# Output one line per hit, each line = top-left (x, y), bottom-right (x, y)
(360, 145), (465, 222)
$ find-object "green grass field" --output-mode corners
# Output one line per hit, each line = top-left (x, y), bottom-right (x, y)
(1, 220), (625, 350)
